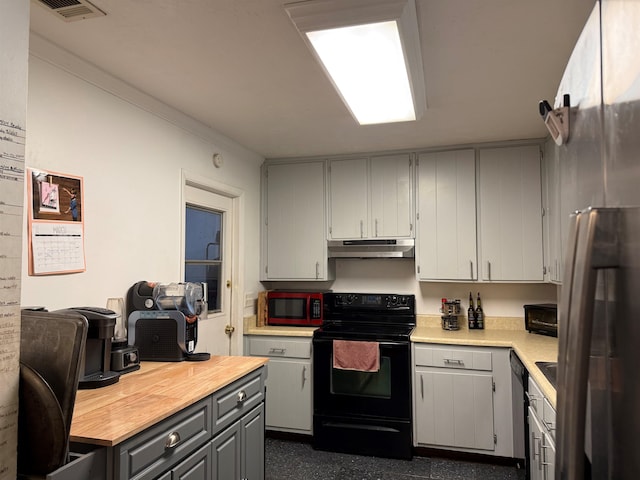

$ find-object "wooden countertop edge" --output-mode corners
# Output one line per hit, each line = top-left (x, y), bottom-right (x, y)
(70, 356), (269, 447)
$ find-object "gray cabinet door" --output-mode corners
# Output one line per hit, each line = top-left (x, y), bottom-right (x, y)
(264, 358), (311, 432)
(415, 370), (495, 450)
(263, 161), (328, 280)
(171, 443), (211, 480)
(478, 145), (544, 281)
(211, 422), (241, 480)
(241, 404), (265, 480)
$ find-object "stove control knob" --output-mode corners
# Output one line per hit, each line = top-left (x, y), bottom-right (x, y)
(388, 295), (398, 306)
(345, 294), (356, 304)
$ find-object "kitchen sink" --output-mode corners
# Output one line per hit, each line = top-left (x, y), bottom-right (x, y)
(535, 361), (557, 389)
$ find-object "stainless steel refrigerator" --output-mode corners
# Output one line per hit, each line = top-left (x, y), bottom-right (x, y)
(554, 0), (640, 478)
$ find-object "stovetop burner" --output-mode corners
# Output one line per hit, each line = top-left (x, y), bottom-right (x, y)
(315, 292), (416, 341)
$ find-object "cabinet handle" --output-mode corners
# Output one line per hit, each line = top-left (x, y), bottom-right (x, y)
(268, 348), (286, 355)
(541, 440), (552, 479)
(237, 390), (247, 403)
(531, 433), (541, 469)
(525, 391), (539, 408)
(470, 261), (474, 279)
(165, 431), (181, 450)
(315, 261), (320, 279)
(487, 261), (492, 281)
(444, 359), (463, 366)
(360, 220), (364, 238)
(302, 365), (307, 388)
(375, 218), (379, 237)
(420, 374), (424, 399)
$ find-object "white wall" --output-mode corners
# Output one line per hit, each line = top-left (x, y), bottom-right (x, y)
(21, 51), (264, 312)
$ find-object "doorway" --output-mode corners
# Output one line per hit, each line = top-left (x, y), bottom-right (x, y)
(182, 171), (243, 356)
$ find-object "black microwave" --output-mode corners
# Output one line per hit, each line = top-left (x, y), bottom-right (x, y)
(524, 303), (558, 337)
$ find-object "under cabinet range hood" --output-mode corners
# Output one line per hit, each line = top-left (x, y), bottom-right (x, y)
(327, 239), (415, 258)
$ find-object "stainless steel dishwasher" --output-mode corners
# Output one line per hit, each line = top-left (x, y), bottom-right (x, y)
(510, 349), (529, 477)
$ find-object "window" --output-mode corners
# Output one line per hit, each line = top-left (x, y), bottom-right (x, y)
(184, 205), (223, 312)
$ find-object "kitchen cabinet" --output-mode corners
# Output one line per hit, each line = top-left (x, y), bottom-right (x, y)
(211, 404), (264, 480)
(527, 377), (556, 480)
(261, 160), (332, 281)
(245, 336), (312, 434)
(416, 149), (477, 281)
(542, 138), (562, 283)
(478, 145), (544, 281)
(328, 154), (413, 239)
(413, 344), (515, 457)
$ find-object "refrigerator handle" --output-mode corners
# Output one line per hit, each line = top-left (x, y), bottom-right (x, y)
(557, 207), (618, 480)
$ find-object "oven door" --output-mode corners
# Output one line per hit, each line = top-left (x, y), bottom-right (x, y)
(312, 337), (411, 420)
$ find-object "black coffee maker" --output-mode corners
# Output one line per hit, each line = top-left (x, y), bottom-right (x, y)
(60, 307), (121, 389)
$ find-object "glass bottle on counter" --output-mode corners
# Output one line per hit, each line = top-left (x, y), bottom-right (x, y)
(467, 291), (476, 329)
(475, 292), (484, 329)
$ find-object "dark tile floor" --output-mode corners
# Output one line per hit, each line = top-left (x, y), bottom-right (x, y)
(265, 438), (526, 480)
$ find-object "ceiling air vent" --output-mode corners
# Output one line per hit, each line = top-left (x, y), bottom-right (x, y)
(33, 0), (106, 22)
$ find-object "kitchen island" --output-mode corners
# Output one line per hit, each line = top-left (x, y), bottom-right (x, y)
(67, 355), (268, 480)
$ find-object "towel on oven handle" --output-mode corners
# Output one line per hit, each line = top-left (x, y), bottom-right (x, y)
(332, 340), (380, 372)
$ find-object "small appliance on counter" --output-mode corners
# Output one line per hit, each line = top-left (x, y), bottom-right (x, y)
(266, 290), (328, 327)
(107, 297), (140, 374)
(59, 306), (121, 389)
(127, 281), (210, 362)
(440, 298), (461, 330)
(524, 303), (557, 337)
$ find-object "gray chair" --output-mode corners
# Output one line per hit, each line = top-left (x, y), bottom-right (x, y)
(18, 309), (88, 476)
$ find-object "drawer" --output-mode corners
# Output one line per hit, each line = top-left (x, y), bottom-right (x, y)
(527, 376), (544, 418)
(542, 397), (556, 441)
(247, 337), (311, 359)
(212, 366), (266, 433)
(414, 346), (492, 371)
(116, 397), (212, 480)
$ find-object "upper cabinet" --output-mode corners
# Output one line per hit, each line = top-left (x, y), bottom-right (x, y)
(478, 145), (544, 282)
(543, 138), (562, 284)
(329, 154), (414, 239)
(416, 150), (477, 281)
(261, 161), (332, 281)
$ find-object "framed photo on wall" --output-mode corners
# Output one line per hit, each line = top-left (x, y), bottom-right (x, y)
(27, 168), (86, 275)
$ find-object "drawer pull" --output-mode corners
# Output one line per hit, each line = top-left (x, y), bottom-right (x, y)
(237, 390), (247, 403)
(444, 359), (463, 366)
(268, 348), (286, 355)
(165, 431), (181, 450)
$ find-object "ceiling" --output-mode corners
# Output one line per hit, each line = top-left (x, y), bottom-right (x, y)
(28, 0), (594, 159)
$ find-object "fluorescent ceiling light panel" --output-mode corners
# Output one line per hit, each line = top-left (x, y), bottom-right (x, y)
(285, 0), (425, 125)
(307, 21), (415, 124)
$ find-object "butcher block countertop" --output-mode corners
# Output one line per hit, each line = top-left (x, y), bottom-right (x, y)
(70, 355), (268, 447)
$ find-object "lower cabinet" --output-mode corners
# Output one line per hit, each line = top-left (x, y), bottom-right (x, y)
(528, 377), (556, 480)
(211, 404), (264, 480)
(413, 344), (515, 457)
(161, 442), (211, 480)
(245, 335), (312, 434)
(415, 369), (495, 450)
